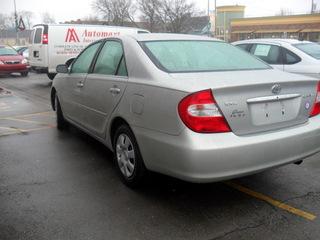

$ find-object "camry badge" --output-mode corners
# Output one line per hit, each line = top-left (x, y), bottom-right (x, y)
(271, 84), (281, 95)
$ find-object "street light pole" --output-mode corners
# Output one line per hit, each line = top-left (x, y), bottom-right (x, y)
(13, 0), (19, 44)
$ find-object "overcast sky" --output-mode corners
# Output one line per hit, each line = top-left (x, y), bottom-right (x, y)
(1, 0), (318, 24)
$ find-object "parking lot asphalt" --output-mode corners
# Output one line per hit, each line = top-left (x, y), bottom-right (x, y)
(1, 73), (320, 240)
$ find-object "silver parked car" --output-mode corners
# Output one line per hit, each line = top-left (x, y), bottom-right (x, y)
(52, 34), (320, 187)
(233, 39), (320, 78)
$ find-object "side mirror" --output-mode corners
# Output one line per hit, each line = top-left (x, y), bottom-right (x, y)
(56, 64), (69, 74)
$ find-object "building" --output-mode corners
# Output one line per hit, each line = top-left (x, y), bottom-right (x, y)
(231, 14), (320, 42)
(0, 29), (32, 46)
(215, 5), (245, 41)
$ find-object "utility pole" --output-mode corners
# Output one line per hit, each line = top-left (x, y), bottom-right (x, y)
(13, 0), (19, 44)
(214, 0), (217, 38)
(311, 0), (314, 13)
(207, 0), (210, 36)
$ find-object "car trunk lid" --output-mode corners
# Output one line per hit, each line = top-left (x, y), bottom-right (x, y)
(169, 69), (318, 135)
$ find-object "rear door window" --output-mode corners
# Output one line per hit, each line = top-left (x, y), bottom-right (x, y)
(282, 48), (301, 64)
(34, 28), (42, 44)
(93, 41), (127, 76)
(250, 44), (282, 65)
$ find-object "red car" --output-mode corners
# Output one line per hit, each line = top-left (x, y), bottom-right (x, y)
(0, 45), (29, 77)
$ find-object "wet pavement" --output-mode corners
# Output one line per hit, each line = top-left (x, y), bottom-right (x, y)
(1, 73), (320, 240)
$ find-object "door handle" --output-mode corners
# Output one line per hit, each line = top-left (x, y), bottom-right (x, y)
(77, 82), (84, 88)
(109, 87), (121, 94)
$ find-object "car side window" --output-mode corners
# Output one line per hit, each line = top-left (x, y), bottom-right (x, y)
(71, 42), (101, 74)
(282, 48), (301, 65)
(250, 44), (282, 65)
(93, 41), (127, 76)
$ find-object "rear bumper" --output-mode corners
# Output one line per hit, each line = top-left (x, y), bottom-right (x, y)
(0, 64), (28, 74)
(133, 115), (320, 183)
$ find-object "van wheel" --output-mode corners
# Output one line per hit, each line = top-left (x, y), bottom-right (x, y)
(21, 71), (28, 77)
(55, 95), (68, 130)
(47, 73), (57, 80)
(113, 124), (147, 188)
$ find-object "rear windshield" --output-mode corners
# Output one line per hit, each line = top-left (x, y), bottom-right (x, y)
(293, 43), (320, 60)
(140, 40), (270, 73)
(0, 46), (18, 56)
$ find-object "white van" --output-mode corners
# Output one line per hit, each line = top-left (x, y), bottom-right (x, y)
(29, 24), (149, 79)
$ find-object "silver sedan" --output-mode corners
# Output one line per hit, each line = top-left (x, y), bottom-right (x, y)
(52, 34), (320, 187)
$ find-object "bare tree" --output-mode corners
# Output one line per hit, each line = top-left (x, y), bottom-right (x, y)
(0, 14), (10, 29)
(92, 0), (137, 26)
(18, 11), (34, 29)
(41, 12), (56, 24)
(160, 0), (197, 33)
(6, 13), (16, 29)
(137, 0), (162, 32)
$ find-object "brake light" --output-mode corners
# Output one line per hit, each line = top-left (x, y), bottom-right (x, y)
(42, 34), (48, 44)
(178, 89), (231, 133)
(310, 81), (320, 117)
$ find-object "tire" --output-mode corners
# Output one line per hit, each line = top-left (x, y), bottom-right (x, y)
(55, 95), (68, 131)
(113, 124), (147, 188)
(47, 73), (57, 80)
(21, 71), (28, 77)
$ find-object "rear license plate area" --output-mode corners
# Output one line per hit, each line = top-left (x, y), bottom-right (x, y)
(248, 98), (300, 126)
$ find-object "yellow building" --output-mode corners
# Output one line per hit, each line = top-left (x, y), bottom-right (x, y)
(231, 14), (320, 42)
(215, 5), (245, 41)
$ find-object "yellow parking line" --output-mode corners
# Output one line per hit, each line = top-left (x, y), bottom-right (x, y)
(225, 181), (316, 221)
(4, 117), (55, 127)
(0, 126), (55, 137)
(0, 111), (54, 120)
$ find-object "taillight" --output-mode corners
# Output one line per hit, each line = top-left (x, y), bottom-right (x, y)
(178, 89), (231, 133)
(42, 34), (48, 44)
(310, 81), (320, 117)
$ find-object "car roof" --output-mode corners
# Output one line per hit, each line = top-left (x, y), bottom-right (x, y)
(233, 38), (312, 45)
(127, 33), (221, 42)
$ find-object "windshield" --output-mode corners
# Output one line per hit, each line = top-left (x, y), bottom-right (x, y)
(141, 40), (270, 73)
(0, 46), (18, 56)
(293, 43), (320, 60)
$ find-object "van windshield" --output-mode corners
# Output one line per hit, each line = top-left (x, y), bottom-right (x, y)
(140, 40), (270, 73)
